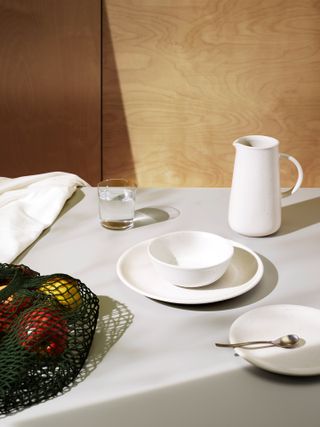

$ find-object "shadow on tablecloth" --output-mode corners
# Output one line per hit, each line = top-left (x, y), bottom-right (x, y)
(75, 295), (134, 383)
(133, 206), (180, 229)
(276, 197), (320, 236)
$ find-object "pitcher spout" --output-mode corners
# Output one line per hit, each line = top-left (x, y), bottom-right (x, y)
(233, 135), (279, 150)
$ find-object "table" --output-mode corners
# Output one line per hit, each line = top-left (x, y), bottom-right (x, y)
(3, 187), (320, 427)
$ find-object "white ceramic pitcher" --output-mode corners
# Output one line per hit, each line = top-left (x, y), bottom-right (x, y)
(228, 135), (303, 236)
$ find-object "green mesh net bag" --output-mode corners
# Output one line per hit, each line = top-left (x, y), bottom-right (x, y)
(0, 263), (99, 415)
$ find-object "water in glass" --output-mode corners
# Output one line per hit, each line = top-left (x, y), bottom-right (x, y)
(99, 187), (135, 230)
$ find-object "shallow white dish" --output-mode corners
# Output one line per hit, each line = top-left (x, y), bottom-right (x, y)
(148, 231), (234, 288)
(230, 304), (320, 376)
(117, 238), (263, 305)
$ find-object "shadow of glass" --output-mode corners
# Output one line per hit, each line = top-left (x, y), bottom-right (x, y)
(153, 253), (278, 311)
(133, 206), (180, 229)
(276, 197), (320, 236)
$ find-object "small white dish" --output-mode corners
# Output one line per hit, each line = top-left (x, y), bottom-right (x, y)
(229, 304), (320, 376)
(147, 231), (234, 288)
(116, 238), (263, 305)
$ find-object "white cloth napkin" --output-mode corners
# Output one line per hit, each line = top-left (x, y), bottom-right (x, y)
(0, 172), (88, 263)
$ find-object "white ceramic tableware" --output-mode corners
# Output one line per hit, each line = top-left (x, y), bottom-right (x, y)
(116, 238), (263, 304)
(147, 231), (234, 288)
(228, 135), (303, 236)
(229, 304), (320, 376)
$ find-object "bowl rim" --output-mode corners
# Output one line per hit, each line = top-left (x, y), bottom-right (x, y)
(147, 230), (234, 271)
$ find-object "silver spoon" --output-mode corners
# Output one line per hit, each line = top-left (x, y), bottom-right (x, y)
(215, 334), (301, 349)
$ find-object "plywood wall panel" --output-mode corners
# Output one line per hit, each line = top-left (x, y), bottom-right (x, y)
(103, 0), (320, 187)
(0, 0), (101, 185)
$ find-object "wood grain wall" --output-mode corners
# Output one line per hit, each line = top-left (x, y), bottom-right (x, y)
(0, 0), (101, 185)
(103, 0), (320, 187)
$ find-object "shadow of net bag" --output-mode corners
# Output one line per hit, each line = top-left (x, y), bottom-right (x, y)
(0, 263), (99, 415)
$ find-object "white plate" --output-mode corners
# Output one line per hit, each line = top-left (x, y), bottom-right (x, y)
(116, 238), (263, 305)
(230, 304), (320, 376)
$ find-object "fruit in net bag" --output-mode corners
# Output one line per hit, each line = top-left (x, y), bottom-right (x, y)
(18, 306), (68, 357)
(0, 285), (33, 334)
(0, 263), (99, 416)
(39, 276), (81, 309)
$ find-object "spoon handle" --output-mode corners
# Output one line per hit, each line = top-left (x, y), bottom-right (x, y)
(215, 340), (273, 348)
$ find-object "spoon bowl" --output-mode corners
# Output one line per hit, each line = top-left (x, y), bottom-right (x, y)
(273, 334), (300, 348)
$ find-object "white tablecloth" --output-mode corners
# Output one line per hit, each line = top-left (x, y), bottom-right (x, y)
(2, 187), (320, 427)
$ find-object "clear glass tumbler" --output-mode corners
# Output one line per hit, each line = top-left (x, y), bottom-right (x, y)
(97, 178), (136, 230)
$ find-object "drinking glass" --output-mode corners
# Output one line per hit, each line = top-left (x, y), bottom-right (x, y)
(97, 178), (136, 230)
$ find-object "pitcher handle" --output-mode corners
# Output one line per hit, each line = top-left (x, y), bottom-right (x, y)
(280, 153), (303, 198)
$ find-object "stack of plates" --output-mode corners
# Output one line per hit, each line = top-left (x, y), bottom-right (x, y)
(117, 238), (263, 305)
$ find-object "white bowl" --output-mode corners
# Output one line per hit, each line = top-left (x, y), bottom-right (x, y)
(147, 231), (234, 288)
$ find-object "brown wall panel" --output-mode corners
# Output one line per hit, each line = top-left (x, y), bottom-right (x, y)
(103, 0), (320, 187)
(0, 0), (101, 185)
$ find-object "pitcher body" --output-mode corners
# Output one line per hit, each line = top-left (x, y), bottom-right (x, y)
(228, 135), (303, 237)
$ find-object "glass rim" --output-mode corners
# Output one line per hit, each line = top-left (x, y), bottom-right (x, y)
(97, 178), (136, 188)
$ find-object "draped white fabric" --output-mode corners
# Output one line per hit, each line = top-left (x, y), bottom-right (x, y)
(0, 172), (88, 263)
